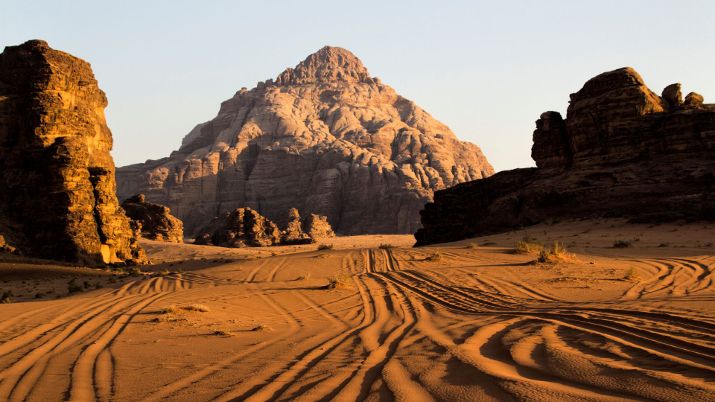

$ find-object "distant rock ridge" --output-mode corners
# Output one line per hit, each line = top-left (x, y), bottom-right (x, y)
(415, 67), (715, 246)
(117, 46), (493, 235)
(0, 40), (146, 265)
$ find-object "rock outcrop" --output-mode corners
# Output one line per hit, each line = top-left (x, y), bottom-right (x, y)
(117, 46), (493, 235)
(0, 40), (146, 264)
(415, 67), (715, 246)
(194, 207), (281, 247)
(303, 214), (336, 239)
(121, 194), (184, 243)
(282, 208), (313, 244)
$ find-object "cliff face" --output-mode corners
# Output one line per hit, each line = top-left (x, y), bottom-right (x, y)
(0, 40), (145, 264)
(415, 67), (715, 246)
(116, 46), (493, 235)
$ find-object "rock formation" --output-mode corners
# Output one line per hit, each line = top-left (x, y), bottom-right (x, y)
(282, 208), (313, 244)
(303, 214), (336, 239)
(0, 40), (146, 264)
(117, 46), (493, 235)
(415, 67), (715, 246)
(121, 194), (184, 243)
(194, 207), (281, 247)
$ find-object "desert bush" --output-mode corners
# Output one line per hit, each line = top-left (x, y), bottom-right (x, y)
(613, 239), (632, 248)
(0, 291), (14, 304)
(158, 305), (178, 314)
(317, 244), (334, 251)
(67, 278), (82, 293)
(326, 274), (353, 289)
(623, 268), (637, 281)
(515, 237), (543, 254)
(535, 241), (573, 264)
(378, 243), (393, 249)
(426, 252), (442, 262)
(181, 304), (210, 312)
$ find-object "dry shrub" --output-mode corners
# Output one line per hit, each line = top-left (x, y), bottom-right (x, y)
(318, 244), (334, 251)
(326, 274), (353, 289)
(535, 241), (574, 264)
(515, 237), (543, 254)
(613, 239), (632, 248)
(181, 304), (210, 312)
(378, 243), (393, 249)
(426, 252), (442, 262)
(159, 305), (178, 314)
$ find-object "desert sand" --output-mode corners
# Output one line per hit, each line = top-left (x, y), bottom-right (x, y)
(0, 219), (714, 401)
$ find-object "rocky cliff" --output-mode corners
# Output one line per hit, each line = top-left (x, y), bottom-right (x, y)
(0, 40), (146, 264)
(415, 67), (715, 246)
(117, 46), (493, 235)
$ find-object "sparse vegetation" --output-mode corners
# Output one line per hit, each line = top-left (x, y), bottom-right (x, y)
(534, 241), (573, 264)
(181, 304), (210, 312)
(623, 268), (638, 281)
(426, 252), (442, 262)
(613, 239), (632, 248)
(515, 237), (544, 254)
(211, 329), (233, 336)
(252, 324), (267, 331)
(158, 269), (171, 276)
(326, 274), (353, 289)
(317, 244), (333, 251)
(378, 243), (393, 249)
(466, 243), (478, 249)
(1, 291), (14, 304)
(129, 266), (144, 276)
(67, 278), (82, 293)
(159, 305), (178, 314)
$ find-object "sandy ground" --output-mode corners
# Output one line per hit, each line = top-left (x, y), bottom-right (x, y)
(0, 219), (713, 401)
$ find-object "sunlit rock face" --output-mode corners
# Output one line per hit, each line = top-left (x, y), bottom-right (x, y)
(0, 40), (146, 264)
(416, 67), (715, 246)
(116, 46), (493, 235)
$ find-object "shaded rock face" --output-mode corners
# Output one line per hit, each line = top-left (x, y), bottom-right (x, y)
(303, 214), (336, 239)
(117, 46), (493, 235)
(415, 67), (715, 246)
(121, 194), (184, 243)
(194, 208), (281, 247)
(282, 208), (313, 245)
(0, 40), (146, 264)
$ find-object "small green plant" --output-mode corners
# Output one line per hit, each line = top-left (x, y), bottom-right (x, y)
(317, 244), (334, 251)
(378, 243), (393, 249)
(67, 278), (82, 293)
(0, 291), (14, 304)
(613, 239), (632, 248)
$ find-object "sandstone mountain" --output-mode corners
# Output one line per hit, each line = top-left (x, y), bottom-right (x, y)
(117, 46), (493, 235)
(0, 40), (146, 265)
(415, 67), (715, 246)
(121, 194), (184, 243)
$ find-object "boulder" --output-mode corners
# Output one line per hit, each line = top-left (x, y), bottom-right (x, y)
(282, 208), (313, 244)
(194, 208), (281, 247)
(683, 92), (705, 109)
(662, 83), (683, 109)
(121, 194), (184, 243)
(415, 67), (715, 246)
(303, 214), (336, 239)
(116, 46), (493, 236)
(0, 40), (146, 265)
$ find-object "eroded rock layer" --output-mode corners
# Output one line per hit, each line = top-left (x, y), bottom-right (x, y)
(117, 46), (493, 235)
(0, 40), (146, 264)
(194, 208), (281, 247)
(121, 194), (184, 243)
(415, 67), (715, 246)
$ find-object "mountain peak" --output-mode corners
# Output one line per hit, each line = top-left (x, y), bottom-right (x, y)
(276, 46), (372, 85)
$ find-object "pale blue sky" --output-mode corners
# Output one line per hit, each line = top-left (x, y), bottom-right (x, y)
(3, 1), (714, 171)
